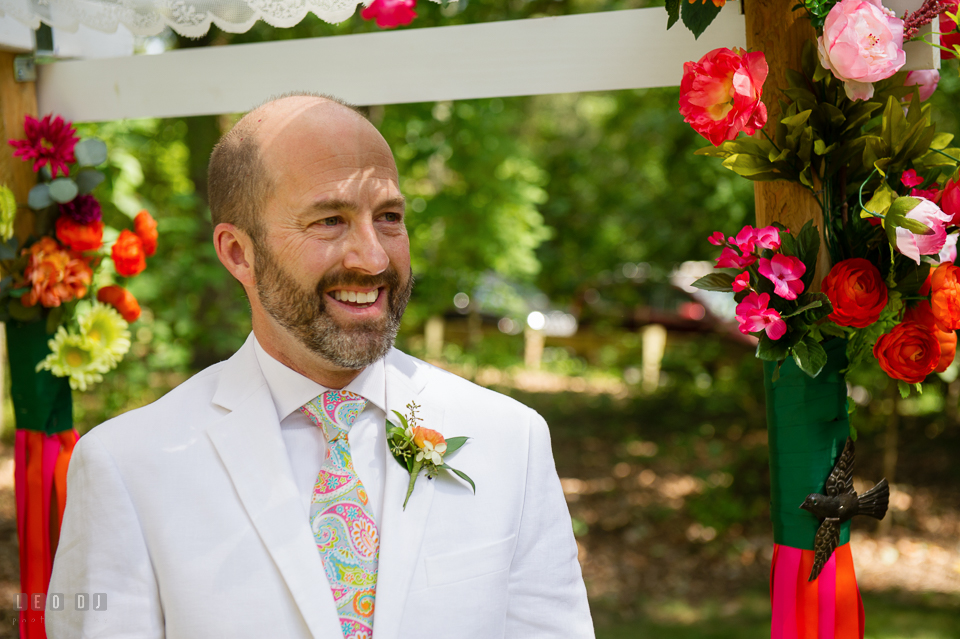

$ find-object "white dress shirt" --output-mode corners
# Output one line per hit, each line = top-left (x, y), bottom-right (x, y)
(253, 336), (388, 524)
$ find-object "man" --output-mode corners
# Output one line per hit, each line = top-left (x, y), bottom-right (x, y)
(47, 94), (593, 638)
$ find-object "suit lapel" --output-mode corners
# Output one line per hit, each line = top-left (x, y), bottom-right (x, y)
(373, 351), (439, 639)
(206, 338), (342, 639)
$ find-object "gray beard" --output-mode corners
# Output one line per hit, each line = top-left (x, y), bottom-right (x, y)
(254, 243), (413, 370)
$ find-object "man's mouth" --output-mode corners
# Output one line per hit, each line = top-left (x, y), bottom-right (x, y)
(330, 288), (381, 307)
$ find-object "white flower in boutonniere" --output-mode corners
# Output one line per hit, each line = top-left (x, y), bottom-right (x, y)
(386, 401), (475, 509)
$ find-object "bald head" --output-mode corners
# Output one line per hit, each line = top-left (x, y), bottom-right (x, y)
(207, 93), (390, 248)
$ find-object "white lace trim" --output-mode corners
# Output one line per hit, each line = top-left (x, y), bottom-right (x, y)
(0, 0), (440, 38)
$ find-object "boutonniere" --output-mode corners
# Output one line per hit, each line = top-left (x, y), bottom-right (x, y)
(387, 401), (475, 509)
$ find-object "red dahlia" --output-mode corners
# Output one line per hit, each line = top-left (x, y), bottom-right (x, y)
(8, 114), (79, 178)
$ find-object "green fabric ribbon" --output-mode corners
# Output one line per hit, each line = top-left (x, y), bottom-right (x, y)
(763, 338), (851, 550)
(6, 320), (73, 434)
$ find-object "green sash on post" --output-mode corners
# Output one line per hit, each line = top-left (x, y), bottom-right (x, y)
(6, 320), (73, 434)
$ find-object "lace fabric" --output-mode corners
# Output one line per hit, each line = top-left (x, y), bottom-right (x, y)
(0, 0), (438, 38)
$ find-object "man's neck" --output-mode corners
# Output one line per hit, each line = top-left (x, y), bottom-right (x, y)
(251, 322), (363, 390)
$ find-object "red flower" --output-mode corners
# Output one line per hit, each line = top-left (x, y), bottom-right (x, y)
(901, 169), (924, 188)
(821, 258), (888, 328)
(942, 175), (960, 225)
(111, 230), (146, 277)
(97, 285), (141, 322)
(8, 114), (79, 178)
(56, 216), (103, 252)
(927, 261), (960, 330)
(941, 0), (960, 60)
(361, 0), (417, 28)
(679, 47), (768, 147)
(904, 301), (957, 372)
(134, 210), (158, 257)
(874, 321), (941, 383)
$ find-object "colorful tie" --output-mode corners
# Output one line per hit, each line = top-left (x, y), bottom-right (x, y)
(300, 390), (378, 639)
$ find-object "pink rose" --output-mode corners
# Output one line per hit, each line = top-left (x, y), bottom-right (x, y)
(360, 0), (417, 28)
(895, 198), (953, 264)
(817, 0), (906, 101)
(732, 272), (751, 292)
(716, 246), (757, 269)
(759, 254), (807, 300)
(939, 233), (958, 264)
(679, 47), (769, 147)
(736, 292), (787, 340)
(904, 70), (940, 101)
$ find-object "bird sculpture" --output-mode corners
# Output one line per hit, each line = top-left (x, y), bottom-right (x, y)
(799, 437), (889, 582)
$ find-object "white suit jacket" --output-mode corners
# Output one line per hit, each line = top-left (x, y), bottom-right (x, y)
(46, 336), (594, 638)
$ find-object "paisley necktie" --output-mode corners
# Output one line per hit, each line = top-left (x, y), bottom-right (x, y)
(300, 390), (379, 639)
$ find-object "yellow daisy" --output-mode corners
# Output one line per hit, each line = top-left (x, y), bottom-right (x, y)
(36, 327), (110, 391)
(78, 301), (131, 364)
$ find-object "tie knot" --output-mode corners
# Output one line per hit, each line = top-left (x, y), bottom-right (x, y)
(300, 390), (368, 440)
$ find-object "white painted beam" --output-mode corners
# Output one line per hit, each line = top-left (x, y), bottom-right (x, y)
(38, 6), (747, 122)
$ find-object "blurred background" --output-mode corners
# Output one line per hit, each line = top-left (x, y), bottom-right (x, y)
(2, 1), (959, 637)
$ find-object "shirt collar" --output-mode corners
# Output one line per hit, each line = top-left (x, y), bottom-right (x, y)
(252, 334), (386, 422)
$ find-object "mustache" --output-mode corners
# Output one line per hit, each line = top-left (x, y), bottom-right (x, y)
(313, 266), (405, 297)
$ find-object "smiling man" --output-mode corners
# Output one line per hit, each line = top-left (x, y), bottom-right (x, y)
(47, 95), (594, 639)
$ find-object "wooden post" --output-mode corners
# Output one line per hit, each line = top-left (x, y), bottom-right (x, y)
(744, 0), (831, 287)
(0, 50), (39, 243)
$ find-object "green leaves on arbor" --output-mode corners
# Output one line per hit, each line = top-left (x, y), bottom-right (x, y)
(665, 0), (722, 39)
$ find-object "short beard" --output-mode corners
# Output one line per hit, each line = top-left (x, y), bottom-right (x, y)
(254, 241), (413, 370)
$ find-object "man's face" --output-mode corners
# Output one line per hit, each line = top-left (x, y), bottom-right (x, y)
(252, 102), (412, 370)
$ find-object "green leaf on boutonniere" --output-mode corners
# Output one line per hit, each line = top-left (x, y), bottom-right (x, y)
(440, 464), (476, 494)
(444, 436), (469, 456)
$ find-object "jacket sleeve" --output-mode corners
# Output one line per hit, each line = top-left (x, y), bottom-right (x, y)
(46, 431), (165, 639)
(504, 411), (595, 639)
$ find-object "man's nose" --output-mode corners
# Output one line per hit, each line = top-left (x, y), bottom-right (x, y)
(342, 219), (389, 274)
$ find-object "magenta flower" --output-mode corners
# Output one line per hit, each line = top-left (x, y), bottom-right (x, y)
(732, 272), (751, 292)
(895, 198), (953, 264)
(708, 231), (726, 246)
(736, 292), (787, 340)
(754, 225), (781, 250)
(904, 70), (940, 101)
(360, 0), (417, 28)
(901, 169), (924, 188)
(734, 225), (758, 254)
(759, 254), (807, 300)
(8, 114), (79, 178)
(716, 246), (757, 269)
(59, 194), (102, 224)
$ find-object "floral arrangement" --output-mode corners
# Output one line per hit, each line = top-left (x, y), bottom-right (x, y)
(360, 0), (417, 28)
(3, 114), (157, 390)
(386, 401), (474, 508)
(680, 0), (960, 396)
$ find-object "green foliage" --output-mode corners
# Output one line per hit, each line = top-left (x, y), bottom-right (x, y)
(679, 0), (721, 39)
(798, 0), (839, 31)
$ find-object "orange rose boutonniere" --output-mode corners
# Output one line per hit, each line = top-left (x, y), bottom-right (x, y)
(386, 401), (474, 509)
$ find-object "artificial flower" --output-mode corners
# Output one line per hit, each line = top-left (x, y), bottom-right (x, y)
(77, 301), (131, 364)
(758, 254), (806, 300)
(904, 301), (957, 372)
(892, 198), (952, 264)
(20, 237), (92, 308)
(732, 272), (751, 292)
(679, 47), (768, 147)
(817, 0), (906, 101)
(821, 258), (888, 328)
(754, 225), (781, 250)
(97, 285), (141, 322)
(361, 0), (417, 28)
(873, 321), (941, 383)
(0, 185), (15, 243)
(904, 70), (940, 101)
(734, 225), (758, 253)
(939, 233), (958, 264)
(735, 291), (787, 340)
(690, 0), (725, 6)
(941, 0), (960, 60)
(55, 216), (103, 252)
(942, 175), (960, 225)
(927, 261), (960, 330)
(901, 169), (924, 188)
(8, 114), (79, 178)
(716, 246), (757, 269)
(111, 230), (147, 277)
(35, 327), (109, 391)
(134, 210), (158, 256)
(708, 231), (726, 246)
(59, 194), (102, 225)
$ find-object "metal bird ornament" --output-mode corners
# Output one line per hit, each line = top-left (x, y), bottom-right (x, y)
(799, 437), (889, 582)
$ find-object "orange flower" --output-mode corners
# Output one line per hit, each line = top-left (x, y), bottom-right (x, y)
(97, 285), (141, 322)
(927, 262), (960, 331)
(821, 258), (889, 328)
(133, 210), (158, 257)
(904, 301), (957, 372)
(412, 426), (447, 464)
(111, 229), (146, 277)
(873, 321), (941, 383)
(20, 237), (92, 308)
(56, 216), (103, 252)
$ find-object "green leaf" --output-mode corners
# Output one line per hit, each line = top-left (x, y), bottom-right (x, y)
(440, 464), (476, 494)
(403, 459), (423, 510)
(781, 298), (822, 319)
(665, 0), (681, 29)
(48, 178), (78, 204)
(8, 299), (40, 322)
(0, 185), (15, 235)
(443, 436), (469, 456)
(391, 410), (409, 430)
(680, 0), (722, 39)
(75, 169), (105, 195)
(862, 182), (897, 218)
(27, 183), (52, 210)
(74, 138), (108, 167)
(795, 221), (821, 288)
(898, 380), (910, 398)
(0, 237), (17, 260)
(792, 334), (828, 377)
(691, 271), (736, 292)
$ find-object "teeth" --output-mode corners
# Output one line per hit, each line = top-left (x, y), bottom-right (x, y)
(333, 289), (380, 304)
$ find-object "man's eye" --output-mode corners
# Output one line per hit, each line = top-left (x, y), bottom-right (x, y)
(320, 217), (341, 226)
(383, 212), (401, 222)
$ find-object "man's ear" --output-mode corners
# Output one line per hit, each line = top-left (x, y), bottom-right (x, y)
(213, 223), (257, 287)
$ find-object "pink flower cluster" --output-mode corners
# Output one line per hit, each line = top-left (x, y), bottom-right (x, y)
(710, 225), (807, 341)
(886, 171), (960, 264)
